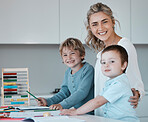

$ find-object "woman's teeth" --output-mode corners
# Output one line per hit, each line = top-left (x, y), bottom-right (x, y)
(99, 32), (106, 35)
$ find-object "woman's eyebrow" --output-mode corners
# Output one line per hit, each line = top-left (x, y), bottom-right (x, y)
(102, 18), (109, 22)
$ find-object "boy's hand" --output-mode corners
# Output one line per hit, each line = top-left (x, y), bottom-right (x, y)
(49, 104), (63, 110)
(60, 108), (77, 116)
(36, 97), (48, 106)
(129, 88), (140, 108)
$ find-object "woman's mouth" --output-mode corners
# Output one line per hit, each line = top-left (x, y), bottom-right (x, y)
(98, 31), (107, 35)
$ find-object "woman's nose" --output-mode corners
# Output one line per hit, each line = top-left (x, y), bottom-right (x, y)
(98, 23), (104, 31)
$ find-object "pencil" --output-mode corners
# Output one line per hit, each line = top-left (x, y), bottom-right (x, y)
(26, 91), (40, 101)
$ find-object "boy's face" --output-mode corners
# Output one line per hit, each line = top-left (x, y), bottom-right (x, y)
(61, 47), (84, 69)
(101, 50), (127, 79)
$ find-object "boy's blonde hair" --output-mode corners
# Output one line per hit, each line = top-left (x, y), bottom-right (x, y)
(59, 38), (85, 60)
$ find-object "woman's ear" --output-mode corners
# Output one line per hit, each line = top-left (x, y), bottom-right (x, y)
(112, 19), (115, 28)
(121, 61), (128, 71)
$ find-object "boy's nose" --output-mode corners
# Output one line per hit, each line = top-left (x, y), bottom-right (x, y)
(67, 55), (71, 59)
(105, 63), (109, 67)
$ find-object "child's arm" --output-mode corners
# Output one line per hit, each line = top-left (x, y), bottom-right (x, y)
(44, 70), (71, 107)
(45, 85), (70, 106)
(60, 95), (108, 116)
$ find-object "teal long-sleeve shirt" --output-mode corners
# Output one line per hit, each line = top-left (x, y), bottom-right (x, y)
(46, 62), (94, 111)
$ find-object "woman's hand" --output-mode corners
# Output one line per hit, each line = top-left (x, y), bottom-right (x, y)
(60, 108), (77, 116)
(129, 88), (140, 108)
(49, 104), (63, 110)
(36, 97), (48, 106)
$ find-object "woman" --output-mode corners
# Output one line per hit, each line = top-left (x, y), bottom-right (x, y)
(85, 2), (145, 116)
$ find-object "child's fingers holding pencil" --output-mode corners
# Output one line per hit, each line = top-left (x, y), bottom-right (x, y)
(37, 97), (48, 106)
(35, 98), (42, 106)
(26, 91), (48, 106)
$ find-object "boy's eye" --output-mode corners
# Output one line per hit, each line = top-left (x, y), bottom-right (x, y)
(71, 52), (75, 54)
(63, 54), (67, 57)
(101, 61), (106, 64)
(109, 60), (115, 63)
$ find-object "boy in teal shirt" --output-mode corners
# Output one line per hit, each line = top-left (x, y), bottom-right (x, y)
(37, 38), (94, 114)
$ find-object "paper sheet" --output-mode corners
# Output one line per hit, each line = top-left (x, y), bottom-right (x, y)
(16, 106), (50, 110)
(9, 106), (85, 122)
(10, 111), (85, 122)
(10, 110), (61, 117)
(31, 116), (85, 122)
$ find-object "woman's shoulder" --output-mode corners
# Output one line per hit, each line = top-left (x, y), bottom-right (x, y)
(118, 37), (133, 46)
(118, 37), (136, 53)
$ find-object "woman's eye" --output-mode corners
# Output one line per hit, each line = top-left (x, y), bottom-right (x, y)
(103, 21), (108, 24)
(92, 23), (97, 26)
(102, 19), (108, 24)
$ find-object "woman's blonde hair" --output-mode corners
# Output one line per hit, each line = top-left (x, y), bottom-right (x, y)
(85, 2), (119, 52)
(59, 38), (85, 60)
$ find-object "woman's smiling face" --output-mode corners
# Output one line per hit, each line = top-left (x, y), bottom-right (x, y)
(89, 12), (115, 43)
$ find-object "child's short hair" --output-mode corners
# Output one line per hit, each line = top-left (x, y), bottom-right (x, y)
(59, 38), (85, 58)
(102, 45), (128, 73)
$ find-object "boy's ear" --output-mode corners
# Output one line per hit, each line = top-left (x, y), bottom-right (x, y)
(121, 61), (128, 71)
(81, 54), (85, 60)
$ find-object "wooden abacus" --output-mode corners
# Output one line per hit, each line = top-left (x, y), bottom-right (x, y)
(1, 68), (30, 106)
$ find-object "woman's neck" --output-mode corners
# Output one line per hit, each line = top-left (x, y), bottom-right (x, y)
(104, 33), (122, 47)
